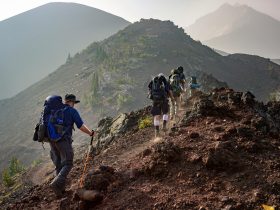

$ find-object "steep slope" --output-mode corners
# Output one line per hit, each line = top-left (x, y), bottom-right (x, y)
(1, 19), (280, 173)
(187, 3), (280, 58)
(2, 88), (280, 209)
(0, 2), (130, 99)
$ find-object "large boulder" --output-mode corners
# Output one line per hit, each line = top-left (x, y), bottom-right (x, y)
(204, 141), (241, 171)
(84, 165), (116, 192)
(95, 113), (129, 149)
(143, 142), (181, 178)
(95, 106), (151, 150)
(110, 113), (129, 135)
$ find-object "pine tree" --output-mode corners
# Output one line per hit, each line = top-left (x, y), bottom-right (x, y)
(66, 53), (71, 63)
(9, 157), (24, 176)
(91, 72), (99, 98)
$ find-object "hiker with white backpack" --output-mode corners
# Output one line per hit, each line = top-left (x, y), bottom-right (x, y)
(168, 69), (184, 120)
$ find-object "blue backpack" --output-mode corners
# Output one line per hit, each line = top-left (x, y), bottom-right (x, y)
(48, 107), (69, 142)
(38, 95), (68, 142)
(189, 76), (200, 90)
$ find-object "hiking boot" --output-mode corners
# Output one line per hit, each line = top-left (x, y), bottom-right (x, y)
(155, 129), (160, 138)
(163, 120), (168, 132)
(50, 181), (63, 197)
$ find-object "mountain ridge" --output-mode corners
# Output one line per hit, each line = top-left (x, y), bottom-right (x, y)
(0, 2), (125, 23)
(2, 88), (280, 208)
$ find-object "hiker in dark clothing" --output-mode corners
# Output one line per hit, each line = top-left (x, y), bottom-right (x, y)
(50, 94), (94, 196)
(148, 73), (174, 137)
(177, 66), (186, 91)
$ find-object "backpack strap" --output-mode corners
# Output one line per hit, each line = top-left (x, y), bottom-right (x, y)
(61, 106), (74, 138)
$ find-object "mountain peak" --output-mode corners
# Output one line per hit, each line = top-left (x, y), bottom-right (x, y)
(218, 3), (253, 12)
(219, 3), (232, 9)
(187, 2), (280, 58)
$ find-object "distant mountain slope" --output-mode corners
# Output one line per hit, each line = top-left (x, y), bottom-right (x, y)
(272, 59), (280, 65)
(1, 19), (280, 172)
(214, 49), (230, 56)
(187, 3), (280, 58)
(0, 2), (130, 99)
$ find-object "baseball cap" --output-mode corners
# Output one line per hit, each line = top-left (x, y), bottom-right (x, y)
(65, 94), (80, 104)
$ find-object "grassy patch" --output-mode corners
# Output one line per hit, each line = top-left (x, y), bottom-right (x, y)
(138, 116), (153, 129)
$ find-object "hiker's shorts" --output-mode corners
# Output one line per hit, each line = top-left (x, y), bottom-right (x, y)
(151, 100), (169, 116)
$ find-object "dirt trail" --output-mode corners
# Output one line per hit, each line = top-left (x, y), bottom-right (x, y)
(27, 162), (54, 185)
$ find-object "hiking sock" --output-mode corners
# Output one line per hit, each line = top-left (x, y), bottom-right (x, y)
(154, 118), (160, 127)
(154, 118), (160, 137)
(163, 114), (168, 121)
(163, 114), (169, 131)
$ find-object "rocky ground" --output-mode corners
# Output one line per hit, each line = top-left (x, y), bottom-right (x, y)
(1, 88), (280, 209)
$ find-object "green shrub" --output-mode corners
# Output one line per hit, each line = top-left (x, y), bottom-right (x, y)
(138, 116), (153, 129)
(31, 159), (42, 167)
(2, 168), (14, 187)
(1, 157), (25, 187)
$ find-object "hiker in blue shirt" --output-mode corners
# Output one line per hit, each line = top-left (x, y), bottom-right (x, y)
(189, 76), (201, 97)
(49, 94), (94, 197)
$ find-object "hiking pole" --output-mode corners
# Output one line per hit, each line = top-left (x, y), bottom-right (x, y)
(77, 131), (104, 202)
(79, 133), (95, 188)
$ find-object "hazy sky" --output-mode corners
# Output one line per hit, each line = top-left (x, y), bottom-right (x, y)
(0, 0), (279, 27)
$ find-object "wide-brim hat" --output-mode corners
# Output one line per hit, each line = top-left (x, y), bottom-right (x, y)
(65, 94), (80, 104)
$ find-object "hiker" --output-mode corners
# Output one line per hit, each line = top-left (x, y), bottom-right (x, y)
(169, 66), (186, 102)
(168, 69), (183, 120)
(47, 94), (94, 196)
(177, 66), (186, 91)
(189, 76), (200, 97)
(148, 73), (174, 137)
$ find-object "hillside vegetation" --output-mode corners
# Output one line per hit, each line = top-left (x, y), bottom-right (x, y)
(0, 19), (279, 173)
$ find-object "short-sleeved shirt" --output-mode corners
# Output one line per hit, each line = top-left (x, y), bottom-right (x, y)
(63, 105), (84, 138)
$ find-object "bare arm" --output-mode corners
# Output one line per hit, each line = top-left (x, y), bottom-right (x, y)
(79, 124), (94, 136)
(168, 90), (175, 101)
